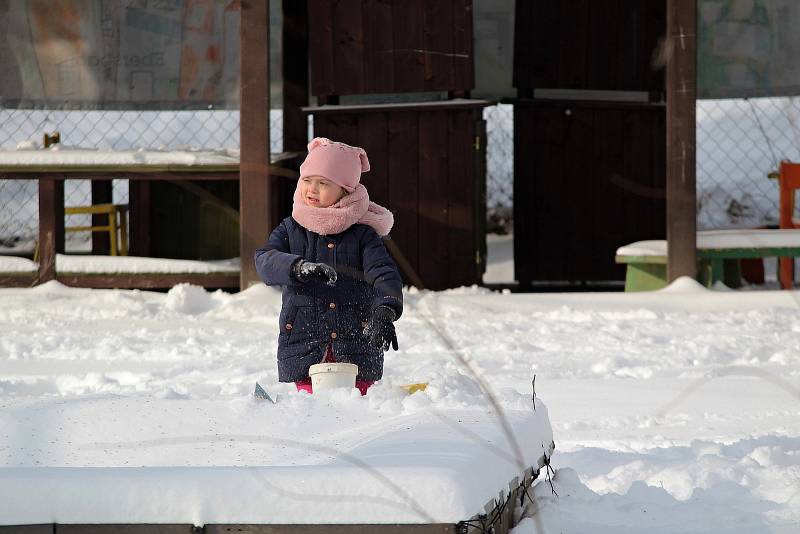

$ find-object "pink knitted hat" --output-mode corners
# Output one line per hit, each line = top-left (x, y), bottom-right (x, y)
(299, 137), (370, 192)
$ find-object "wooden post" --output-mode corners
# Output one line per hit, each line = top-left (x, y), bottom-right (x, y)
(91, 180), (113, 254)
(279, 0), (309, 226)
(665, 0), (697, 282)
(37, 178), (64, 282)
(282, 0), (309, 153)
(128, 181), (151, 257)
(240, 0), (271, 289)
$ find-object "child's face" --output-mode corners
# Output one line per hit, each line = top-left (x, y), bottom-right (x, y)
(300, 175), (346, 208)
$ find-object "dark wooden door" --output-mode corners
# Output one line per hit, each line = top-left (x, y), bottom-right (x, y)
(513, 100), (666, 285)
(310, 103), (487, 290)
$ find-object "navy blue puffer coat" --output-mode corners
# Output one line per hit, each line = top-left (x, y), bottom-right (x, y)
(254, 217), (403, 382)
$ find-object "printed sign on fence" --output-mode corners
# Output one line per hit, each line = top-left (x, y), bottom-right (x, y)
(699, 0), (800, 99)
(0, 0), (240, 108)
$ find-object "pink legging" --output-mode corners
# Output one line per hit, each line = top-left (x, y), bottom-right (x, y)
(295, 345), (374, 395)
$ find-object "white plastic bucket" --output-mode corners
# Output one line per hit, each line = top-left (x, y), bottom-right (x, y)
(308, 362), (359, 392)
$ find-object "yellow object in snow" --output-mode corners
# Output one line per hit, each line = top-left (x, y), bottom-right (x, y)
(399, 382), (428, 394)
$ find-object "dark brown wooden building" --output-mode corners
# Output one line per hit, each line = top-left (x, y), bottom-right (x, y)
(511, 0), (667, 288)
(304, 0), (488, 291)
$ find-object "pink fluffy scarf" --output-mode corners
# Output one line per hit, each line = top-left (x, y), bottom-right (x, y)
(291, 182), (394, 237)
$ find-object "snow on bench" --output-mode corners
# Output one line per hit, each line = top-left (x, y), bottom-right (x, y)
(0, 393), (554, 525)
(616, 229), (800, 257)
(616, 229), (800, 291)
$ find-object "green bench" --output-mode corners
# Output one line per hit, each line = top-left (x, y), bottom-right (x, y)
(615, 229), (800, 291)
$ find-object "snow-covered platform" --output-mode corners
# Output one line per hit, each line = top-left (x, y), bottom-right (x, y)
(0, 393), (553, 529)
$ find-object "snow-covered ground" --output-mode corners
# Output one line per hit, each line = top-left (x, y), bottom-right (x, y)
(2, 278), (799, 532)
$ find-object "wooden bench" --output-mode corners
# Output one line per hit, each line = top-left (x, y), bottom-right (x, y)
(615, 229), (800, 291)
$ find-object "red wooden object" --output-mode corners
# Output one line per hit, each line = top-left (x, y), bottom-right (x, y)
(778, 161), (800, 288)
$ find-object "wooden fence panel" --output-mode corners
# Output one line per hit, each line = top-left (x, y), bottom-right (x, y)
(514, 0), (665, 93)
(309, 0), (474, 96)
(513, 100), (666, 285)
(387, 112), (421, 282)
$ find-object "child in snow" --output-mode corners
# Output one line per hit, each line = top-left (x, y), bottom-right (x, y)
(254, 137), (403, 395)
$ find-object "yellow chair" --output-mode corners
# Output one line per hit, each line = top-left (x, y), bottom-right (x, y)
(65, 203), (129, 256)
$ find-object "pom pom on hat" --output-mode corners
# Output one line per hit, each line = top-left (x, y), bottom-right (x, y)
(299, 137), (370, 192)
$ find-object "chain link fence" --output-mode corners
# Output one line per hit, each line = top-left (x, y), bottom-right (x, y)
(697, 97), (800, 230)
(2, 103), (515, 254)
(0, 107), (284, 254)
(484, 103), (514, 234)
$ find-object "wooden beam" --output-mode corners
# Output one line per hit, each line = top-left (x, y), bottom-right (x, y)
(128, 181), (151, 257)
(282, 0), (309, 152)
(665, 0), (697, 282)
(37, 178), (64, 282)
(56, 273), (239, 290)
(90, 180), (113, 254)
(240, 0), (271, 289)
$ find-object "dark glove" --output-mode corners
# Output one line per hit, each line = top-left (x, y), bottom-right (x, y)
(363, 306), (398, 352)
(292, 260), (337, 286)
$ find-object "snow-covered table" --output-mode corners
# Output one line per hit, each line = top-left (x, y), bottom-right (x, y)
(615, 228), (800, 290)
(0, 149), (299, 288)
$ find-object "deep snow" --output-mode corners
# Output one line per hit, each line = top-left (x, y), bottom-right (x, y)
(1, 279), (799, 531)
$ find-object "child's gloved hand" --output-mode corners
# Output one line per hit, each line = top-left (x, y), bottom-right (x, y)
(292, 260), (338, 286)
(363, 306), (398, 352)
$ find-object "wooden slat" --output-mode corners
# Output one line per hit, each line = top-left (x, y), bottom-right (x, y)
(561, 105), (594, 280)
(645, 0), (668, 93)
(387, 112), (420, 286)
(128, 180), (151, 257)
(557, 0), (590, 89)
(357, 113), (389, 206)
(418, 111), (450, 290)
(593, 107), (628, 280)
(91, 180), (113, 254)
(239, 0), (271, 289)
(308, 0), (335, 96)
(447, 110), (475, 286)
(651, 109), (668, 238)
(303, 100), (490, 115)
(333, 0), (365, 95)
(0, 273), (38, 287)
(514, 0), (563, 88)
(512, 104), (534, 285)
(533, 105), (568, 281)
(282, 0), (310, 151)
(587, 0), (621, 90)
(452, 0), (474, 90)
(422, 0), (454, 91)
(37, 178), (64, 282)
(206, 525), (456, 534)
(0, 525), (52, 534)
(324, 113), (360, 148)
(55, 525), (194, 534)
(666, 0), (697, 282)
(56, 273), (240, 290)
(392, 0), (425, 92)
(362, 0), (395, 93)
